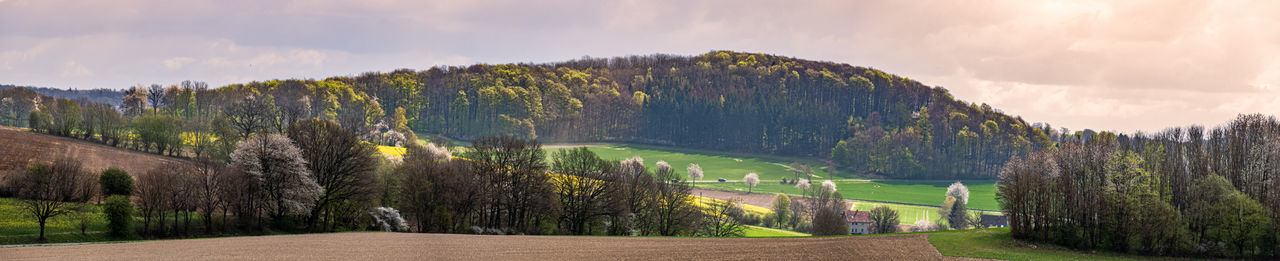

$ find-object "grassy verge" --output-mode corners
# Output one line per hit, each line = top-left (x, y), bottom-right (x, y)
(0, 197), (121, 244)
(928, 228), (1184, 261)
(742, 225), (808, 237)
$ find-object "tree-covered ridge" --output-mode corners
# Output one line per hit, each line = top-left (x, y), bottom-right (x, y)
(333, 51), (1051, 179)
(0, 51), (1052, 179)
(0, 84), (123, 106)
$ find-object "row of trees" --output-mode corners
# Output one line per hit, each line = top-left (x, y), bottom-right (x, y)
(391, 137), (742, 236)
(999, 114), (1280, 257)
(15, 79), (403, 162)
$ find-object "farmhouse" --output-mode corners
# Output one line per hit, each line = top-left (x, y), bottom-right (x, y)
(845, 210), (872, 235)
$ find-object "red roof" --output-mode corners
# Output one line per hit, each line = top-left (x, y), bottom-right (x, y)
(845, 210), (872, 223)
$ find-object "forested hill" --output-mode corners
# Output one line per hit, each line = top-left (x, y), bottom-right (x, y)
(0, 51), (1054, 179)
(0, 84), (123, 106)
(325, 51), (1052, 179)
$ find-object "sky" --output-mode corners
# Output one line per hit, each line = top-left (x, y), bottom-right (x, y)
(1, 0), (1278, 133)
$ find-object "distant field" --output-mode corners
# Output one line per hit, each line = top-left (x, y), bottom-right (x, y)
(553, 144), (1001, 211)
(701, 180), (1001, 211)
(375, 142), (1002, 215)
(570, 144), (838, 182)
(0, 127), (189, 176)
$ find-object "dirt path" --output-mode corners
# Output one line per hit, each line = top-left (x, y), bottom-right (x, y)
(0, 232), (966, 260)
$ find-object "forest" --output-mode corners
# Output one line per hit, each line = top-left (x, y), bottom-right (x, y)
(998, 114), (1280, 258)
(0, 51), (1057, 179)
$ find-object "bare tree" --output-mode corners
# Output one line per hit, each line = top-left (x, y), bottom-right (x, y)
(12, 157), (95, 242)
(286, 119), (379, 231)
(465, 136), (557, 234)
(192, 157), (225, 234)
(225, 95), (273, 139)
(550, 147), (616, 235)
(147, 84), (165, 115)
(135, 166), (174, 235)
(697, 198), (745, 237)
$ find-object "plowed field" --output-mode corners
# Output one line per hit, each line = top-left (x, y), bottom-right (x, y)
(0, 232), (972, 260)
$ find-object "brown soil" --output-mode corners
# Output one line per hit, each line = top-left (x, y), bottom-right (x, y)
(0, 232), (967, 260)
(0, 127), (188, 176)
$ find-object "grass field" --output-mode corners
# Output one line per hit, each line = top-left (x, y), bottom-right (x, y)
(573, 144), (838, 181)
(376, 142), (1005, 211)
(0, 198), (117, 244)
(928, 228), (1169, 260)
(557, 144), (1001, 211)
(701, 179), (1001, 211)
(742, 225), (808, 237)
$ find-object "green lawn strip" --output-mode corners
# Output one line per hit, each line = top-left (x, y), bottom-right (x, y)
(0, 197), (213, 245)
(742, 225), (808, 237)
(699, 179), (1000, 211)
(570, 144), (841, 181)
(927, 228), (1188, 261)
(0, 198), (113, 244)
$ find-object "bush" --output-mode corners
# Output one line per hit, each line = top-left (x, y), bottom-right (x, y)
(104, 195), (134, 237)
(99, 168), (133, 197)
(762, 212), (778, 228)
(911, 220), (939, 232)
(795, 221), (813, 233)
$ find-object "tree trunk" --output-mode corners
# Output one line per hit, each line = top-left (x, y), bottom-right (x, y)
(38, 217), (48, 242)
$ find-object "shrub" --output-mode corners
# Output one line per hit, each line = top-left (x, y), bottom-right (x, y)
(369, 207), (408, 232)
(104, 195), (134, 237)
(911, 220), (939, 232)
(99, 168), (133, 197)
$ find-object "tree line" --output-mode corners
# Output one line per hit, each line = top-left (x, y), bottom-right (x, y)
(998, 114), (1280, 258)
(4, 118), (798, 241)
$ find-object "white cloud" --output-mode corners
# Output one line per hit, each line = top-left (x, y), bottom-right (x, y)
(163, 57), (194, 70)
(60, 60), (91, 77)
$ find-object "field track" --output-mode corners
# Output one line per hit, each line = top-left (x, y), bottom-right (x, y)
(0, 127), (187, 176)
(0, 232), (973, 260)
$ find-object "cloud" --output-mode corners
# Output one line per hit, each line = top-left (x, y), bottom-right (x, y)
(0, 0), (1276, 132)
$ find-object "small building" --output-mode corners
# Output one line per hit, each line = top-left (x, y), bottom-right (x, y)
(845, 210), (873, 235)
(979, 214), (1007, 228)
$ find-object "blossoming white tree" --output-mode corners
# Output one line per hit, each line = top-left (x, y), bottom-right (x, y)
(795, 179), (812, 197)
(822, 180), (837, 194)
(231, 133), (322, 220)
(744, 173), (760, 193)
(687, 163), (703, 188)
(946, 181), (969, 204)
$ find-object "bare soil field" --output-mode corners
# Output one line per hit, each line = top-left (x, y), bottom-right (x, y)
(0, 232), (970, 260)
(0, 127), (187, 176)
